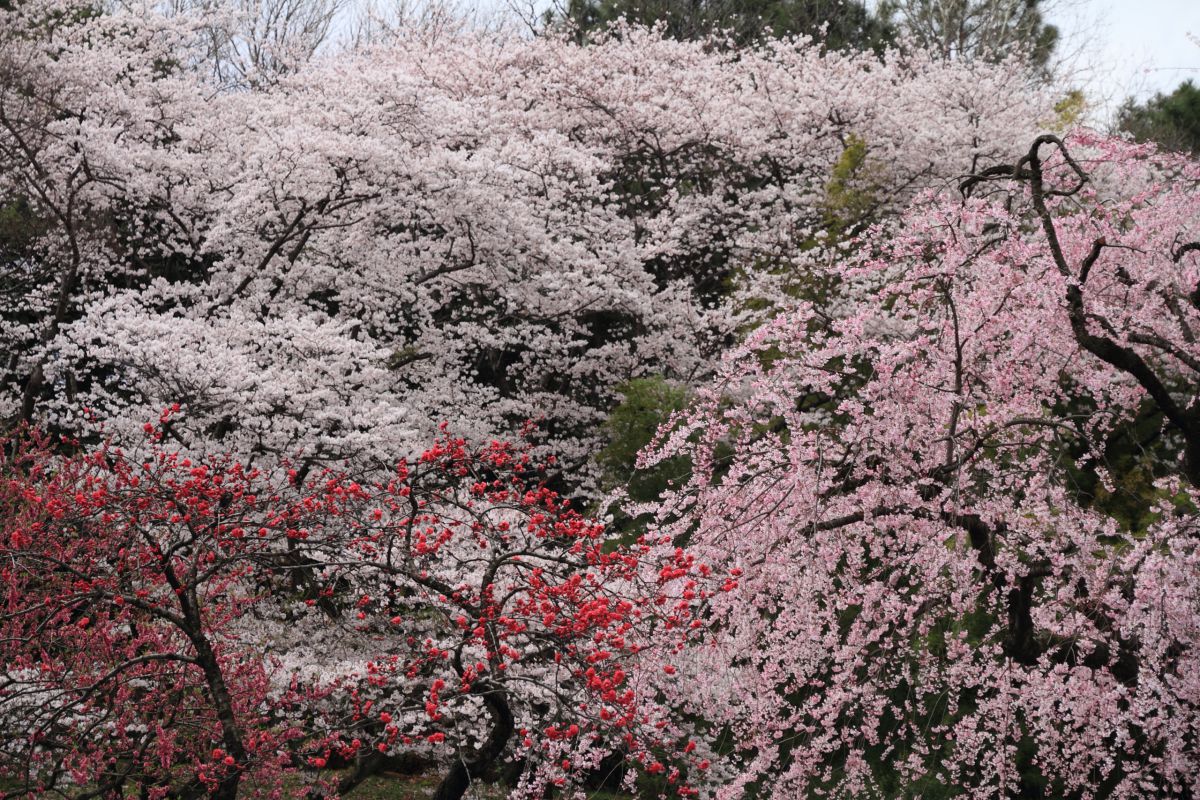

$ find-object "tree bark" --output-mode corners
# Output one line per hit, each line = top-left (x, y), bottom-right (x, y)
(431, 687), (515, 800)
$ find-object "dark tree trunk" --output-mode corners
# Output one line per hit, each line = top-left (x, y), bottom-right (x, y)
(431, 687), (515, 800)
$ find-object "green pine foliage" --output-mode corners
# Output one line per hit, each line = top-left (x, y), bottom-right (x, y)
(1118, 79), (1200, 156)
(556, 0), (893, 50)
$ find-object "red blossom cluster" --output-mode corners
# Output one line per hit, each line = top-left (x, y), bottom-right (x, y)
(0, 423), (722, 799)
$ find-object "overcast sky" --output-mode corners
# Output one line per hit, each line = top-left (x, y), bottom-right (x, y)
(1049, 0), (1199, 119)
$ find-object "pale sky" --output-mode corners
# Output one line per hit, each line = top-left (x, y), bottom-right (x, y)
(1049, 0), (1200, 120)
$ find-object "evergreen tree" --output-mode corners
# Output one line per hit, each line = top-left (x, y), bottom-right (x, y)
(558, 0), (892, 50)
(878, 0), (1058, 70)
(1118, 79), (1200, 156)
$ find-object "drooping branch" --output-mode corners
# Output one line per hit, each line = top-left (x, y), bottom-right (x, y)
(963, 134), (1200, 486)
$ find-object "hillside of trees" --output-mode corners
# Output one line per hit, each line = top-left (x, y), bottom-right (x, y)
(1, 0), (1197, 798)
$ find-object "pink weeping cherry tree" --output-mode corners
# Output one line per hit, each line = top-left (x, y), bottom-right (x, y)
(639, 132), (1200, 799)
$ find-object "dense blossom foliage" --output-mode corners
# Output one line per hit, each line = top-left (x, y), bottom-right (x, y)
(0, 0), (1049, 488)
(6, 1), (1198, 797)
(0, 422), (720, 799)
(640, 133), (1200, 797)
(257, 425), (724, 799)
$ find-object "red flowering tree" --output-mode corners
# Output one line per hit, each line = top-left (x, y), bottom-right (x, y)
(256, 425), (722, 800)
(0, 419), (719, 800)
(641, 133), (1200, 798)
(0, 421), (343, 800)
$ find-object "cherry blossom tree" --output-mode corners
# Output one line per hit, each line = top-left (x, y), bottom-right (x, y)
(639, 132), (1200, 797)
(0, 0), (1050, 490)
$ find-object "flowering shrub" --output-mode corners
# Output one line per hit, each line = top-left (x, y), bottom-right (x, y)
(0, 424), (324, 800)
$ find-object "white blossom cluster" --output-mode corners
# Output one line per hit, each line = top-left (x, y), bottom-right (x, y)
(0, 0), (1049, 489)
